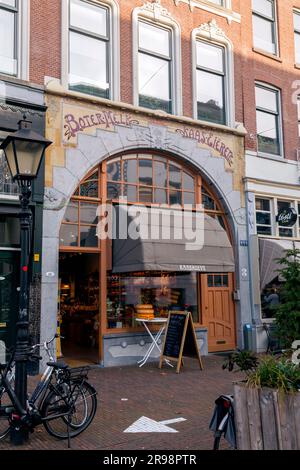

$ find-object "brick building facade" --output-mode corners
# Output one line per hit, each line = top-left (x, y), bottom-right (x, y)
(0, 0), (299, 364)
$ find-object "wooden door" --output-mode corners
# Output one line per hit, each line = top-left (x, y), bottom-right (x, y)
(201, 273), (236, 352)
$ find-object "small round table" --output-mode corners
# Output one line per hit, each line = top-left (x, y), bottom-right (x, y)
(135, 317), (173, 368)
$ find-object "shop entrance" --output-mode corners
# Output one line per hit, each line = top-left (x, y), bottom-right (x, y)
(0, 250), (19, 359)
(201, 273), (236, 352)
(59, 253), (100, 365)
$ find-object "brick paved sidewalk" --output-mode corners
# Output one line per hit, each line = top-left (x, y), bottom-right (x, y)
(0, 355), (243, 451)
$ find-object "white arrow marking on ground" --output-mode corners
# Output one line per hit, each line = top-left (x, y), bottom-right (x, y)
(124, 416), (186, 433)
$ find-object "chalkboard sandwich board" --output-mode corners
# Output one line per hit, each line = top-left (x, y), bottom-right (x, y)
(159, 311), (203, 374)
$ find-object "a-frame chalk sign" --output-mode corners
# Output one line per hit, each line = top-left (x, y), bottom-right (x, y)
(159, 311), (203, 374)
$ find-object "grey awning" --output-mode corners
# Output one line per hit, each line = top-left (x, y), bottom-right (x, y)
(259, 238), (300, 289)
(112, 206), (235, 273)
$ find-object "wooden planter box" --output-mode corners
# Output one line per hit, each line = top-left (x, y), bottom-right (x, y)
(234, 383), (300, 450)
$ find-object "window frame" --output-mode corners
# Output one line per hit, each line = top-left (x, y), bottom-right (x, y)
(255, 197), (273, 236)
(192, 23), (235, 128)
(294, 10), (300, 65)
(137, 19), (173, 114)
(62, 0), (120, 101)
(195, 39), (226, 126)
(255, 82), (283, 158)
(252, 0), (278, 56)
(255, 196), (300, 239)
(0, 0), (29, 80)
(132, 4), (182, 116)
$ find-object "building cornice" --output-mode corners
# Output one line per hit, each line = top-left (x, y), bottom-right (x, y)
(45, 79), (247, 137)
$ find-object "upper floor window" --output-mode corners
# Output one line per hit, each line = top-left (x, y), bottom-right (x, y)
(255, 83), (282, 156)
(209, 0), (225, 5)
(294, 11), (300, 64)
(252, 0), (277, 55)
(69, 0), (110, 98)
(196, 40), (226, 125)
(256, 198), (272, 235)
(138, 21), (172, 113)
(0, 0), (18, 76)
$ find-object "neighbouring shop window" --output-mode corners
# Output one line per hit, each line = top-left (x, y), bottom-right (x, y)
(0, 0), (18, 76)
(0, 216), (20, 248)
(138, 21), (172, 113)
(277, 200), (294, 238)
(107, 154), (196, 207)
(59, 252), (99, 360)
(255, 198), (272, 236)
(69, 0), (110, 98)
(0, 148), (19, 196)
(255, 83), (282, 156)
(294, 11), (300, 64)
(196, 41), (226, 125)
(106, 271), (199, 329)
(252, 0), (277, 55)
(261, 277), (282, 319)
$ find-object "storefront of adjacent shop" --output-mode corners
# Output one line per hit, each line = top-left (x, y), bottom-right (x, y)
(245, 154), (300, 353)
(0, 79), (46, 361)
(41, 86), (250, 367)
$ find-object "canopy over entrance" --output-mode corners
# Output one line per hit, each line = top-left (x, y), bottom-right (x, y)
(112, 206), (235, 273)
(259, 238), (300, 290)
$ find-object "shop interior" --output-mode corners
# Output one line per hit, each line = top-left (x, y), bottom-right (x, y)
(59, 252), (100, 365)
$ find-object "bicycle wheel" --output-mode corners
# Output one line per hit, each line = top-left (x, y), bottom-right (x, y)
(0, 387), (12, 440)
(41, 380), (97, 439)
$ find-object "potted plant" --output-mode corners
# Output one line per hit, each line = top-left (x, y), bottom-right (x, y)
(223, 351), (300, 450)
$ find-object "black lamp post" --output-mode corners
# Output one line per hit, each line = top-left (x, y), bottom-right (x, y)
(0, 117), (52, 444)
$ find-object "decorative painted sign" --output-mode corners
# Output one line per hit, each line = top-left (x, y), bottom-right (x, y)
(64, 109), (140, 141)
(276, 208), (298, 227)
(175, 127), (234, 167)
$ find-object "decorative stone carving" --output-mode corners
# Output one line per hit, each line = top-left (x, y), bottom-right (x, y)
(44, 187), (67, 211)
(196, 19), (227, 40)
(139, 0), (173, 21)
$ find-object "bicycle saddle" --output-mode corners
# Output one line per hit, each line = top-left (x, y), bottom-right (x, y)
(47, 361), (69, 370)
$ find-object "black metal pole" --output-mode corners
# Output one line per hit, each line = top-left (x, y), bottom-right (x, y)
(10, 180), (32, 445)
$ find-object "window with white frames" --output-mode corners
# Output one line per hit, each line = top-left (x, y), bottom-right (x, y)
(209, 0), (225, 5)
(69, 0), (110, 98)
(255, 197), (300, 238)
(252, 0), (277, 55)
(196, 41), (226, 125)
(255, 84), (282, 156)
(294, 11), (300, 64)
(256, 198), (272, 236)
(0, 0), (18, 76)
(138, 21), (172, 113)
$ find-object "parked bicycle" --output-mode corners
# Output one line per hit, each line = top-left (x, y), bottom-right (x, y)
(0, 334), (97, 444)
(209, 394), (236, 450)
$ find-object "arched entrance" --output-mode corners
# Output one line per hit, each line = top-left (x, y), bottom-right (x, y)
(58, 151), (236, 364)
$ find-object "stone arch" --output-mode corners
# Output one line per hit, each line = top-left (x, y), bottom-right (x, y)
(40, 123), (247, 352)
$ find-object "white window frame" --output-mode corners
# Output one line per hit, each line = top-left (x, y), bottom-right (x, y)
(174, 1), (240, 25)
(255, 81), (283, 159)
(132, 3), (182, 116)
(294, 9), (300, 65)
(0, 0), (29, 80)
(61, 0), (120, 101)
(192, 20), (235, 127)
(255, 196), (274, 236)
(252, 0), (279, 56)
(255, 195), (300, 240)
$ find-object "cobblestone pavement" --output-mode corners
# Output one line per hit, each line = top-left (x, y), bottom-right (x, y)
(0, 355), (243, 451)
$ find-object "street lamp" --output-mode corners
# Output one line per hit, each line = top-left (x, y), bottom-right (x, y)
(0, 117), (52, 444)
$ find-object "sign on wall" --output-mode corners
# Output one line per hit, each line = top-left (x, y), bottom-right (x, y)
(276, 208), (298, 227)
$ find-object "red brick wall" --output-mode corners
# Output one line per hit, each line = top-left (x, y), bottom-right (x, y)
(241, 0), (300, 160)
(27, 0), (300, 160)
(29, 0), (61, 84)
